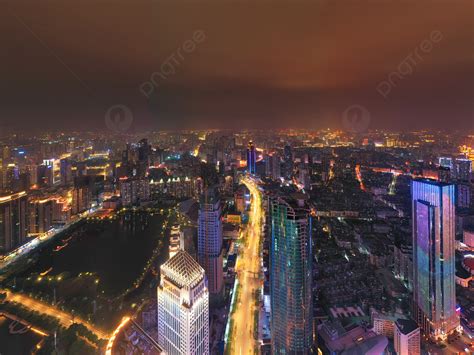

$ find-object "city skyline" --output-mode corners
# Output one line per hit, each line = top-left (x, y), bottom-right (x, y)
(0, 130), (473, 353)
(0, 0), (472, 353)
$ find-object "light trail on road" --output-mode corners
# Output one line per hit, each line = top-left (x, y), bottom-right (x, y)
(2, 289), (109, 339)
(227, 176), (264, 354)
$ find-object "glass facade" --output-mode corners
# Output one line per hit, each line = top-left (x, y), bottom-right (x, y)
(412, 179), (458, 339)
(270, 197), (312, 354)
(197, 191), (223, 295)
(246, 141), (256, 175)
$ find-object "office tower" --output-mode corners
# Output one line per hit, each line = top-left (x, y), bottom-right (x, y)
(246, 141), (256, 175)
(157, 250), (209, 355)
(265, 154), (271, 176)
(412, 179), (459, 340)
(197, 188), (223, 296)
(453, 158), (472, 182)
(0, 191), (28, 255)
(271, 154), (281, 180)
(394, 319), (420, 355)
(265, 153), (281, 180)
(270, 193), (313, 353)
(137, 138), (151, 163)
(137, 138), (151, 177)
(283, 144), (293, 179)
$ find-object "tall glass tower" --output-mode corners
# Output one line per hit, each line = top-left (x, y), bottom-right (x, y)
(270, 194), (313, 354)
(157, 250), (209, 355)
(198, 188), (223, 296)
(246, 141), (256, 175)
(412, 179), (459, 340)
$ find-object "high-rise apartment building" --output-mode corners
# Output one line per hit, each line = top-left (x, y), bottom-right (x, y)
(265, 153), (281, 180)
(0, 191), (28, 255)
(394, 319), (420, 355)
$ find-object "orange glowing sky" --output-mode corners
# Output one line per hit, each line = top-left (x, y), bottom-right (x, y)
(1, 0), (473, 131)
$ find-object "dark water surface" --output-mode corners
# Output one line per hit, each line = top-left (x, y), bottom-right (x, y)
(21, 211), (167, 296)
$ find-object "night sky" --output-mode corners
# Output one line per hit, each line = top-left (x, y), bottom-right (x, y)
(1, 0), (473, 132)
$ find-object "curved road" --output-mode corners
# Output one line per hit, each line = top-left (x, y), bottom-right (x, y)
(2, 289), (109, 339)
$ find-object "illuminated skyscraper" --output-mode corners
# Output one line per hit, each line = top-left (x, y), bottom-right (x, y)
(270, 193), (313, 353)
(198, 188), (223, 296)
(157, 250), (209, 355)
(412, 179), (459, 340)
(246, 141), (256, 175)
(0, 191), (28, 255)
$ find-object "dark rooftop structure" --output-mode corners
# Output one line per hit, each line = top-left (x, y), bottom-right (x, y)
(395, 318), (419, 335)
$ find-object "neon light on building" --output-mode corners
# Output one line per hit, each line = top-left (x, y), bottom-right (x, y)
(270, 194), (313, 353)
(412, 179), (459, 340)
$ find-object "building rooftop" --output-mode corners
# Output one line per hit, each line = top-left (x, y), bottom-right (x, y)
(395, 318), (419, 335)
(161, 250), (205, 288)
(413, 178), (453, 187)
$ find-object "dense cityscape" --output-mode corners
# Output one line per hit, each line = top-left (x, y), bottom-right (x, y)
(0, 130), (473, 354)
(1, 0), (472, 353)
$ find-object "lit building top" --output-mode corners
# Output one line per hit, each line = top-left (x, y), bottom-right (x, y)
(161, 250), (205, 289)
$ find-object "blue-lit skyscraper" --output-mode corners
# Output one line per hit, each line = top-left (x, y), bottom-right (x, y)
(412, 179), (459, 340)
(246, 141), (256, 175)
(270, 194), (313, 354)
